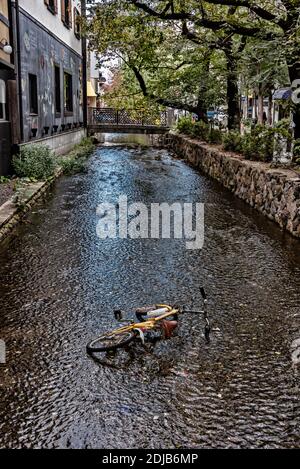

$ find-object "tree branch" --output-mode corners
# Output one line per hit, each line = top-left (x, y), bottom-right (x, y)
(203, 0), (287, 29)
(131, 65), (199, 114)
(130, 0), (282, 39)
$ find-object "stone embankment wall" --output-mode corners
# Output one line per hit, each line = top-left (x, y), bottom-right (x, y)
(168, 134), (300, 238)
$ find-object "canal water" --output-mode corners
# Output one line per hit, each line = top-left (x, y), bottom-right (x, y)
(0, 144), (299, 449)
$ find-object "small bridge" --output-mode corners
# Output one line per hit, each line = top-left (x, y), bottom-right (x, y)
(88, 108), (171, 134)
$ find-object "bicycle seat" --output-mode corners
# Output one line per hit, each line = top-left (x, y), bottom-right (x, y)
(136, 305), (156, 314)
(161, 320), (178, 339)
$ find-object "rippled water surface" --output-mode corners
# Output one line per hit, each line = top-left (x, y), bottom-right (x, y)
(0, 146), (300, 449)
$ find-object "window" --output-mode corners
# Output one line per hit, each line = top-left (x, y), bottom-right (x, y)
(29, 74), (38, 115)
(0, 80), (6, 121)
(64, 72), (73, 113)
(44, 0), (58, 15)
(61, 0), (72, 29)
(74, 8), (81, 39)
(54, 65), (61, 114)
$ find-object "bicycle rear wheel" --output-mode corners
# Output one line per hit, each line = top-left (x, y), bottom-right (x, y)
(87, 330), (135, 354)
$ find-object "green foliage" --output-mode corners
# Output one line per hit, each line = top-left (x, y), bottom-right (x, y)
(12, 179), (32, 209)
(87, 1), (227, 117)
(59, 157), (87, 175)
(176, 116), (195, 135)
(13, 145), (56, 180)
(71, 137), (95, 158)
(242, 126), (273, 161)
(177, 116), (297, 162)
(222, 131), (244, 153)
(293, 139), (300, 165)
(176, 117), (223, 143)
(192, 121), (210, 141)
(58, 137), (95, 175)
(223, 123), (294, 162)
(226, 127), (272, 162)
(208, 128), (223, 144)
(87, 0), (300, 140)
(0, 176), (10, 184)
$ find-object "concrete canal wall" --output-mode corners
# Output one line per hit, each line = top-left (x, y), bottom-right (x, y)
(20, 129), (86, 156)
(168, 134), (300, 239)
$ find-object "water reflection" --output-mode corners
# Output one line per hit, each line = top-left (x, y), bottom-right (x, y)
(0, 146), (299, 449)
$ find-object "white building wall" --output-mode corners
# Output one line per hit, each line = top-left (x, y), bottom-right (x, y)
(19, 0), (82, 55)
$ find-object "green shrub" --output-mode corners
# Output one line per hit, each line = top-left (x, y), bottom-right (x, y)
(71, 137), (95, 158)
(192, 121), (209, 141)
(223, 123), (297, 162)
(274, 118), (291, 135)
(57, 137), (95, 175)
(13, 144), (56, 180)
(0, 176), (10, 184)
(176, 116), (195, 135)
(223, 131), (244, 153)
(59, 157), (87, 175)
(241, 126), (275, 162)
(293, 139), (300, 164)
(177, 117), (220, 143)
(208, 128), (223, 144)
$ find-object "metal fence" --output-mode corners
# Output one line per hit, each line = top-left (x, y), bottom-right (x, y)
(89, 108), (168, 127)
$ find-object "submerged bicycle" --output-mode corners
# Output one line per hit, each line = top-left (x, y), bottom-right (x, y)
(86, 288), (210, 355)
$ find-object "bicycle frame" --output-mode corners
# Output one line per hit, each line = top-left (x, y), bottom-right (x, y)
(109, 305), (180, 338)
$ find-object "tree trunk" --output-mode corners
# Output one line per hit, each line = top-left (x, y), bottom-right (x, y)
(253, 92), (258, 122)
(288, 62), (300, 140)
(196, 95), (208, 122)
(196, 56), (210, 123)
(285, 7), (300, 140)
(268, 90), (273, 126)
(257, 92), (264, 125)
(226, 53), (241, 131)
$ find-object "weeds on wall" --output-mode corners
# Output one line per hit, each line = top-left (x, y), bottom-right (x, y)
(13, 145), (57, 180)
(12, 138), (96, 181)
(57, 138), (95, 175)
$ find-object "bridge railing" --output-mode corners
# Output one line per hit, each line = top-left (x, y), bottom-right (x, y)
(88, 108), (169, 127)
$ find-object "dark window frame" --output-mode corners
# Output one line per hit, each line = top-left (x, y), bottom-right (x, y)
(29, 73), (38, 115)
(64, 71), (73, 114)
(54, 64), (61, 115)
(62, 0), (72, 29)
(74, 7), (81, 40)
(45, 0), (57, 15)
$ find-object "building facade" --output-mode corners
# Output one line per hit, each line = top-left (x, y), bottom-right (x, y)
(0, 0), (16, 175)
(0, 0), (87, 175)
(16, 0), (84, 147)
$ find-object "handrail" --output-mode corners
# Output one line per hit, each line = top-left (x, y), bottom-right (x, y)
(88, 107), (169, 127)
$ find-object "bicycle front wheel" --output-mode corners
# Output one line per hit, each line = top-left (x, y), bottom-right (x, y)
(87, 330), (135, 354)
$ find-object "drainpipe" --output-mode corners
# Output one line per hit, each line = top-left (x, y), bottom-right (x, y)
(14, 0), (23, 142)
(81, 0), (87, 131)
(7, 0), (14, 67)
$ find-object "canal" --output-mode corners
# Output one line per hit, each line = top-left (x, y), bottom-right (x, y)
(0, 144), (299, 449)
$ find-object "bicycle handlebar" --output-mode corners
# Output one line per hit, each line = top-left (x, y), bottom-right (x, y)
(182, 309), (205, 314)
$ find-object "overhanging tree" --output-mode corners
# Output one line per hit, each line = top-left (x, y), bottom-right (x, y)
(87, 1), (228, 120)
(128, 0), (300, 136)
